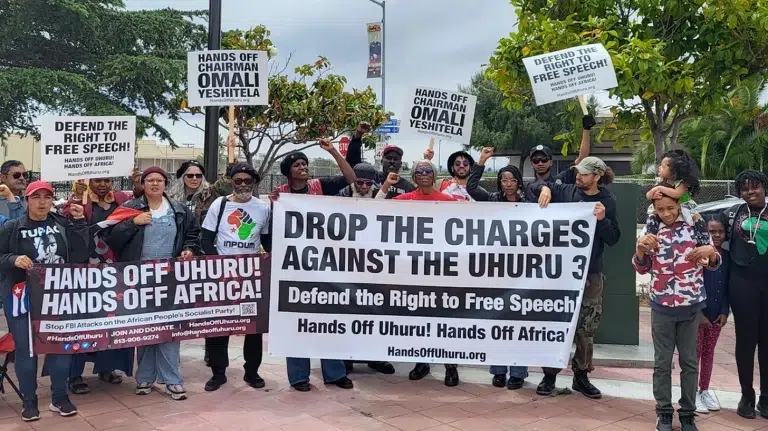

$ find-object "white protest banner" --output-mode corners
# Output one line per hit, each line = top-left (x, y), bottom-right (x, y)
(187, 50), (268, 107)
(522, 43), (618, 106)
(40, 116), (136, 182)
(403, 87), (477, 145)
(268, 195), (596, 367)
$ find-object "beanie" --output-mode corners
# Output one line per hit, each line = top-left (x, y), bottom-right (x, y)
(141, 166), (168, 184)
(280, 152), (309, 177)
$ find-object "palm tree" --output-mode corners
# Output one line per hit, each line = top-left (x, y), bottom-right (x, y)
(681, 77), (768, 179)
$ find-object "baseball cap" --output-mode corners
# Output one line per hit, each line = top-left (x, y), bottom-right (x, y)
(529, 145), (553, 158)
(573, 156), (608, 175)
(380, 145), (404, 157)
(228, 162), (261, 183)
(25, 180), (54, 197)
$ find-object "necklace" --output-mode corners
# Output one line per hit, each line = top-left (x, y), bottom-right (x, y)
(747, 204), (767, 245)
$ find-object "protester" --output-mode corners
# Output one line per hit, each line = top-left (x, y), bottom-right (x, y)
(645, 150), (701, 235)
(0, 181), (90, 421)
(722, 170), (768, 419)
(0, 160), (28, 220)
(532, 156), (620, 399)
(273, 138), (356, 196)
(201, 163), (271, 392)
(269, 140), (355, 392)
(167, 160), (221, 223)
(467, 147), (529, 388)
(107, 166), (201, 400)
(346, 123), (414, 198)
(51, 177), (137, 394)
(633, 184), (719, 431)
(424, 149), (484, 201)
(377, 162), (461, 385)
(696, 214), (730, 414)
(338, 161), (396, 375)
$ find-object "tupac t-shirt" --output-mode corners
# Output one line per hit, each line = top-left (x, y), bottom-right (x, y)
(17, 219), (67, 264)
(202, 196), (271, 255)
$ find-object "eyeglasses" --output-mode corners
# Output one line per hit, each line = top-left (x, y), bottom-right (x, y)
(11, 172), (29, 180)
(531, 157), (550, 164)
(500, 179), (518, 185)
(453, 161), (470, 167)
(414, 168), (434, 176)
(355, 179), (374, 187)
(185, 174), (203, 179)
(233, 178), (254, 186)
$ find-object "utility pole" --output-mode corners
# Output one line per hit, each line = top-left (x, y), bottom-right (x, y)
(367, 0), (385, 111)
(203, 0), (222, 183)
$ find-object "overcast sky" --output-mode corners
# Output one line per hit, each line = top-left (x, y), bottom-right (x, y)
(125, 0), (524, 169)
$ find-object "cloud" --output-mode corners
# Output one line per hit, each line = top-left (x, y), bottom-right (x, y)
(126, 0), (516, 171)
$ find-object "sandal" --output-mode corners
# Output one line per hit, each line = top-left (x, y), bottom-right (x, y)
(69, 377), (90, 395)
(98, 371), (123, 384)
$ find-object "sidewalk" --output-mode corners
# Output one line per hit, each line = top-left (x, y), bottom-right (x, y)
(0, 310), (764, 431)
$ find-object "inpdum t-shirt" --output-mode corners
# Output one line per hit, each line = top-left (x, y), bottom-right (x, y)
(202, 196), (271, 255)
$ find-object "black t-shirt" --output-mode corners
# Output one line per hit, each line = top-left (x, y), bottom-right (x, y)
(18, 219), (67, 264)
(524, 168), (576, 201)
(91, 201), (118, 225)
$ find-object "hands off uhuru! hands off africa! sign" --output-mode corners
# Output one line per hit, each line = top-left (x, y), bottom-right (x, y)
(187, 50), (269, 107)
(402, 87), (477, 146)
(40, 116), (136, 182)
(268, 194), (596, 367)
(523, 43), (618, 106)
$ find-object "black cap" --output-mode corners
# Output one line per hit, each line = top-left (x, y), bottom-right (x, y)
(176, 160), (206, 179)
(529, 144), (553, 158)
(228, 162), (261, 183)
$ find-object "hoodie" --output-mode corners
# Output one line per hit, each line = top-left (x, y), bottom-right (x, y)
(530, 181), (621, 274)
(466, 165), (524, 202)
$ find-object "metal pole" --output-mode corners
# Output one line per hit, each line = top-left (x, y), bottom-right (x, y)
(203, 0), (223, 183)
(381, 1), (385, 112)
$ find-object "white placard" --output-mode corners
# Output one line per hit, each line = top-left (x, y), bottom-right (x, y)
(268, 195), (596, 367)
(402, 87), (477, 145)
(40, 116), (136, 182)
(187, 50), (268, 107)
(522, 43), (618, 106)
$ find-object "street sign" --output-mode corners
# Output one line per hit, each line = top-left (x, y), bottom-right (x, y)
(376, 126), (400, 134)
(338, 136), (350, 157)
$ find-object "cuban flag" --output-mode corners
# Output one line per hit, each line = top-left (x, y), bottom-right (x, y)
(9, 282), (29, 317)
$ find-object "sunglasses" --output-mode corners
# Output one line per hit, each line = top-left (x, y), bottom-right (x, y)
(233, 178), (254, 186)
(414, 168), (434, 176)
(185, 173), (203, 179)
(531, 157), (550, 164)
(453, 161), (470, 167)
(355, 179), (374, 187)
(11, 172), (29, 180)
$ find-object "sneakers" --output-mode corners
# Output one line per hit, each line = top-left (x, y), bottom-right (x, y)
(695, 391), (709, 413)
(536, 374), (556, 396)
(49, 397), (78, 417)
(165, 384), (187, 400)
(204, 374), (227, 392)
(655, 413), (673, 431)
(679, 415), (698, 431)
(737, 394), (756, 419)
(21, 399), (40, 422)
(492, 374), (506, 388)
(444, 367), (459, 387)
(507, 376), (524, 390)
(135, 382), (153, 395)
(700, 389), (720, 411)
(572, 371), (602, 399)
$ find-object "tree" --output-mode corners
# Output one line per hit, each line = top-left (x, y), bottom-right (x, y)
(680, 77), (768, 179)
(461, 70), (597, 165)
(180, 26), (387, 178)
(0, 0), (207, 144)
(487, 0), (768, 164)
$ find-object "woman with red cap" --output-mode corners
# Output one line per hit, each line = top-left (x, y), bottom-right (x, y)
(107, 167), (201, 401)
(0, 181), (90, 422)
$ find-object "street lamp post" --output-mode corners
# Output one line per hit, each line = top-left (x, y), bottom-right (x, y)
(203, 0), (223, 183)
(367, 0), (385, 111)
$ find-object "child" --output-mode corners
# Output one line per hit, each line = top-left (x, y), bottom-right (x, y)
(645, 150), (701, 235)
(633, 184), (719, 431)
(695, 215), (730, 414)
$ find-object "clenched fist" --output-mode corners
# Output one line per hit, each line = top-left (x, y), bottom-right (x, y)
(69, 204), (85, 219)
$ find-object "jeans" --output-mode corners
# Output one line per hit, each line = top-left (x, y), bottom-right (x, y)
(136, 342), (183, 386)
(286, 358), (346, 386)
(5, 310), (70, 403)
(205, 334), (262, 376)
(489, 366), (528, 379)
(651, 309), (699, 417)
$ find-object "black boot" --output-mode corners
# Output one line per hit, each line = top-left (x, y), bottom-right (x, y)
(409, 363), (430, 380)
(492, 374), (506, 388)
(757, 394), (768, 419)
(444, 368), (459, 387)
(572, 371), (601, 399)
(368, 361), (396, 375)
(738, 394), (756, 419)
(204, 370), (227, 392)
(507, 376), (524, 390)
(344, 360), (354, 374)
(536, 374), (556, 396)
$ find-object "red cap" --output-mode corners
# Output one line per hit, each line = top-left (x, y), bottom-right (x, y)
(380, 144), (403, 157)
(25, 181), (54, 197)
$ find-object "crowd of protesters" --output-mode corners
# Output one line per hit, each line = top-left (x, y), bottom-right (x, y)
(0, 115), (763, 431)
